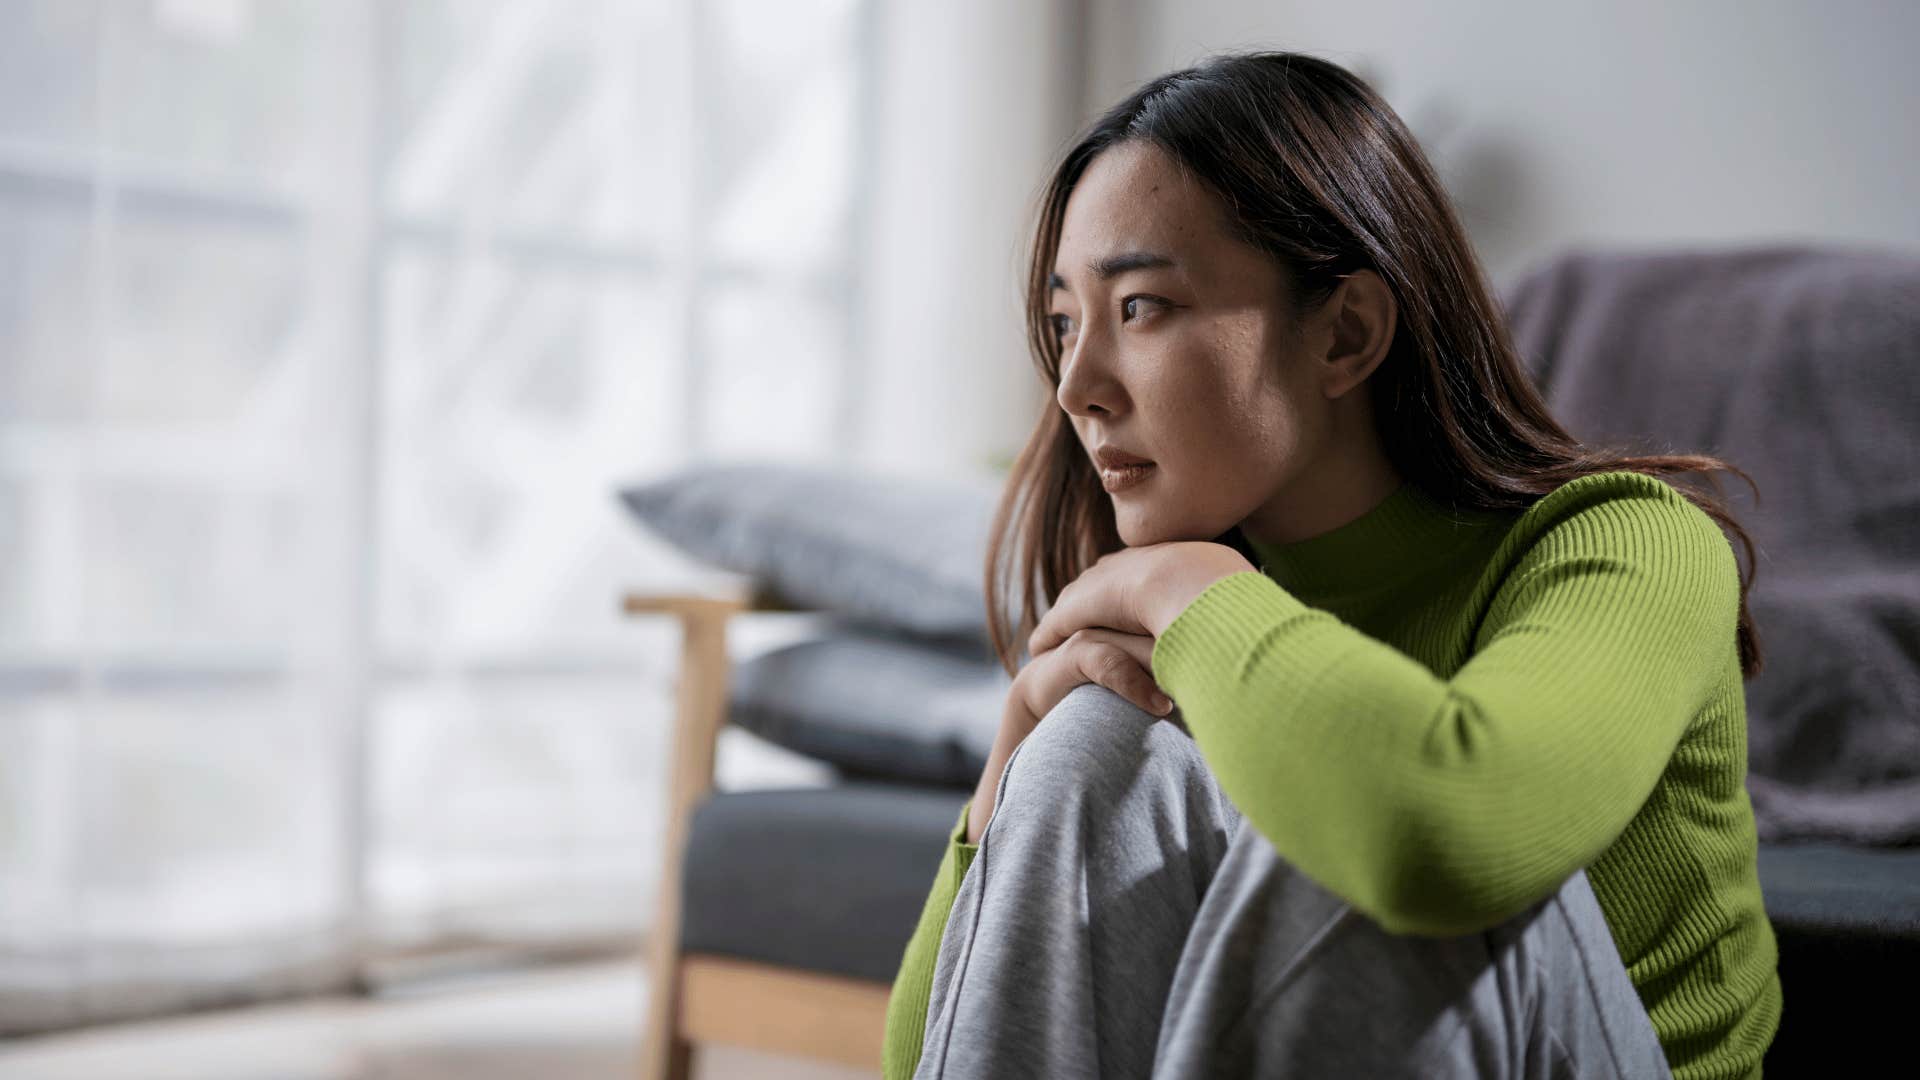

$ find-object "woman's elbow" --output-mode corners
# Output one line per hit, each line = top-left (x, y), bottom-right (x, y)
(1361, 860), (1524, 937)
(1355, 820), (1553, 937)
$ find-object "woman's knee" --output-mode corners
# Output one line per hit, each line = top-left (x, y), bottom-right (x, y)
(1000, 683), (1206, 809)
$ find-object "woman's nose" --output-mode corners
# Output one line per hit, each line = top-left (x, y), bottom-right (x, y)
(1056, 335), (1124, 418)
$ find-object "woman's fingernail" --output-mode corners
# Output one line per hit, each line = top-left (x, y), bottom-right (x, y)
(1153, 693), (1173, 714)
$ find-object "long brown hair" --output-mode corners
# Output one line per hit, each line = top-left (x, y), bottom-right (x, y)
(984, 50), (1763, 680)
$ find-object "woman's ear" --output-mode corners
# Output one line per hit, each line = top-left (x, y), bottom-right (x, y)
(1316, 269), (1397, 400)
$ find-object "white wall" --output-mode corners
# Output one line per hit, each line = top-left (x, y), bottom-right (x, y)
(1083, 0), (1920, 290)
(854, 0), (1086, 478)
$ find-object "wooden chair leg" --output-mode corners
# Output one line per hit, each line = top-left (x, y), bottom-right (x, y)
(639, 945), (693, 1080)
(627, 593), (743, 1080)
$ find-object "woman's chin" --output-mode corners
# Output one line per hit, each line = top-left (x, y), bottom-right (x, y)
(1113, 507), (1169, 548)
(1116, 503), (1234, 550)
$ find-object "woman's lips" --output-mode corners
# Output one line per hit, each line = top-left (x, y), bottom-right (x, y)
(1099, 462), (1156, 493)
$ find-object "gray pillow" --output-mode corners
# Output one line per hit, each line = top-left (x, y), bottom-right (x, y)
(728, 628), (1012, 786)
(619, 463), (1006, 642)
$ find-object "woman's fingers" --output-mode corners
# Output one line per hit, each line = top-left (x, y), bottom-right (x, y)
(985, 628), (1177, 844)
(1061, 628), (1173, 717)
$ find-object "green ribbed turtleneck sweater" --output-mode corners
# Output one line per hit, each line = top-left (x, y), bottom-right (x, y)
(882, 470), (1781, 1080)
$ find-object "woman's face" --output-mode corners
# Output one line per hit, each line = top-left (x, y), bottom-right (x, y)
(1049, 139), (1360, 548)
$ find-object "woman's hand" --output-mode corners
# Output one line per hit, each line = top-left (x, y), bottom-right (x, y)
(1018, 626), (1175, 730)
(967, 541), (1253, 844)
(967, 627), (1177, 844)
(1025, 541), (1255, 659)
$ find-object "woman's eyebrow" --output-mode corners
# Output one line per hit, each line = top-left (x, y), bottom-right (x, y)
(1049, 250), (1178, 290)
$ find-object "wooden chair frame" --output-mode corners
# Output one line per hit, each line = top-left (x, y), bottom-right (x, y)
(627, 588), (893, 1079)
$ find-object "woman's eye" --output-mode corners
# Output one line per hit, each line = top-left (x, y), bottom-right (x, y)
(1121, 295), (1158, 321)
(1049, 313), (1076, 340)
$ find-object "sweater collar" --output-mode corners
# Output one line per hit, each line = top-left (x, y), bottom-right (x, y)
(1243, 480), (1515, 603)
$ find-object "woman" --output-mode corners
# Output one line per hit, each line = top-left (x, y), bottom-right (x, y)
(883, 51), (1780, 1079)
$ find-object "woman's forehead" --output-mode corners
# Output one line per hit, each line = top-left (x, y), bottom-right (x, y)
(1054, 144), (1257, 291)
(1057, 145), (1233, 270)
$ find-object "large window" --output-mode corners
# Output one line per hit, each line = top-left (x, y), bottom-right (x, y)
(0, 0), (869, 1031)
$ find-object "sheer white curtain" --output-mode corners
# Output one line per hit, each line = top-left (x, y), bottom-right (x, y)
(0, 0), (881, 1033)
(0, 0), (373, 1031)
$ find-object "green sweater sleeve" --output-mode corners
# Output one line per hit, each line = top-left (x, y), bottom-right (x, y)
(881, 798), (977, 1080)
(1149, 485), (1740, 937)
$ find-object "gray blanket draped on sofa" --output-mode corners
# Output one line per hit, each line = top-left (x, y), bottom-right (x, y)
(1501, 244), (1920, 847)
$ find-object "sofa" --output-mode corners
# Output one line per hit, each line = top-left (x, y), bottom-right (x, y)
(621, 245), (1920, 1078)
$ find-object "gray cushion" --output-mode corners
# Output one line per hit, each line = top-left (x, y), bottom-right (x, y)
(678, 782), (966, 983)
(1755, 841), (1920, 939)
(729, 629), (1011, 786)
(619, 463), (1006, 642)
(1755, 842), (1920, 1074)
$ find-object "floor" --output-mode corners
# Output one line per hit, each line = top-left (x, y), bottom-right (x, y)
(0, 958), (878, 1080)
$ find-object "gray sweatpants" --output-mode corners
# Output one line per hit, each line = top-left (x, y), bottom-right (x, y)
(913, 683), (1674, 1079)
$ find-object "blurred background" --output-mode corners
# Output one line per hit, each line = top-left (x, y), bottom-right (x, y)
(1, 0), (1915, 1077)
